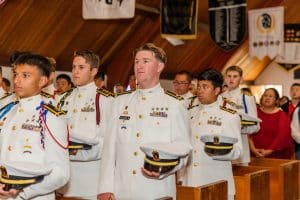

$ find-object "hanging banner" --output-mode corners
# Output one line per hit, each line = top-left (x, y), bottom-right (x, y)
(276, 24), (300, 70)
(208, 0), (247, 51)
(249, 6), (284, 60)
(82, 0), (135, 19)
(161, 0), (198, 40)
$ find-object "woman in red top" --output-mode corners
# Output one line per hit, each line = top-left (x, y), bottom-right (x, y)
(249, 88), (294, 159)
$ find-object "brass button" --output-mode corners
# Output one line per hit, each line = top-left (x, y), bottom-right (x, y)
(136, 132), (141, 137)
(78, 94), (82, 98)
(138, 115), (143, 119)
(12, 125), (16, 131)
(142, 97), (146, 100)
(198, 122), (201, 126)
(133, 151), (138, 156)
(195, 135), (199, 139)
(156, 121), (160, 125)
(193, 163), (199, 167)
(132, 170), (136, 175)
(18, 108), (24, 113)
(73, 109), (77, 113)
(70, 125), (73, 129)
(193, 149), (197, 153)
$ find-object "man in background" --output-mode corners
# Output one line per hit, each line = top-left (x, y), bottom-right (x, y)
(173, 70), (194, 108)
(221, 65), (259, 166)
(56, 74), (73, 95)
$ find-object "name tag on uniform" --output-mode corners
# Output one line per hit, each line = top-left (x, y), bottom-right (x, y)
(119, 116), (130, 120)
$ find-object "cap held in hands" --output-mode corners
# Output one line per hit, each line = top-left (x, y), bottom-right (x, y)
(200, 135), (238, 156)
(140, 143), (190, 174)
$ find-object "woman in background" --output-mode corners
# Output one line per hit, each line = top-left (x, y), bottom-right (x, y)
(249, 88), (294, 159)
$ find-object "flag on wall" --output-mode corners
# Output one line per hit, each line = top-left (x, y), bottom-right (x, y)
(161, 0), (198, 39)
(276, 24), (300, 70)
(249, 6), (284, 60)
(82, 0), (135, 19)
(208, 0), (247, 51)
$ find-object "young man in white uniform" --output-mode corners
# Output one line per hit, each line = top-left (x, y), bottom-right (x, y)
(183, 68), (243, 200)
(98, 43), (191, 200)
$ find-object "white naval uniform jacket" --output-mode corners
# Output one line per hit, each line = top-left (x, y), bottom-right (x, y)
(179, 91), (194, 109)
(59, 82), (113, 198)
(221, 88), (259, 164)
(183, 97), (243, 197)
(0, 93), (17, 109)
(0, 95), (70, 200)
(98, 84), (191, 200)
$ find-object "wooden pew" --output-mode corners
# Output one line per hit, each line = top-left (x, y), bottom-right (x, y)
(176, 180), (228, 200)
(249, 157), (299, 200)
(233, 165), (270, 200)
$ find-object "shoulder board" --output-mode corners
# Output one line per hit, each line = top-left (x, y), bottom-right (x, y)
(40, 91), (52, 98)
(188, 104), (199, 110)
(0, 93), (13, 100)
(97, 88), (115, 97)
(240, 89), (251, 96)
(115, 90), (133, 97)
(222, 97), (238, 107)
(219, 106), (237, 114)
(188, 95), (197, 100)
(43, 104), (66, 116)
(164, 90), (183, 100)
(61, 87), (75, 95)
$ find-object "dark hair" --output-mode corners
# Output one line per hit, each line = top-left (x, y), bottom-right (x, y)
(46, 57), (56, 72)
(265, 88), (280, 100)
(94, 70), (106, 81)
(197, 68), (223, 89)
(74, 50), (100, 68)
(9, 51), (31, 65)
(2, 77), (10, 87)
(134, 43), (167, 64)
(56, 73), (72, 84)
(14, 53), (51, 77)
(175, 70), (192, 83)
(291, 83), (300, 88)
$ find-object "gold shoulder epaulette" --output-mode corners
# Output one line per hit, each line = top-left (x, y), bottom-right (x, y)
(61, 87), (75, 95)
(0, 93), (13, 100)
(188, 104), (199, 110)
(115, 90), (133, 97)
(97, 88), (115, 97)
(164, 90), (183, 100)
(44, 104), (66, 116)
(219, 106), (237, 114)
(188, 96), (198, 110)
(188, 95), (197, 100)
(222, 97), (238, 107)
(40, 91), (52, 98)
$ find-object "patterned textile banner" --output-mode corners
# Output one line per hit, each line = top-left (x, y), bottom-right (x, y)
(208, 0), (247, 51)
(82, 0), (135, 19)
(249, 6), (284, 60)
(276, 24), (300, 70)
(161, 0), (198, 40)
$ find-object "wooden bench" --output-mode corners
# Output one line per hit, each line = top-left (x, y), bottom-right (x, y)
(176, 180), (228, 200)
(233, 165), (270, 200)
(249, 157), (299, 200)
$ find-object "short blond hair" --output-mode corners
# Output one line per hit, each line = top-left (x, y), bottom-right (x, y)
(134, 43), (167, 64)
(225, 65), (243, 76)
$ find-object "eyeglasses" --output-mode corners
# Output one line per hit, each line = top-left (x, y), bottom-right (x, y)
(173, 81), (189, 85)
